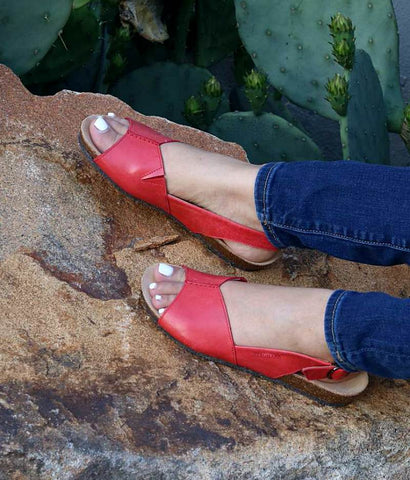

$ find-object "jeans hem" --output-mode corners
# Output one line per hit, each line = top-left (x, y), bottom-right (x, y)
(254, 162), (287, 249)
(324, 290), (358, 372)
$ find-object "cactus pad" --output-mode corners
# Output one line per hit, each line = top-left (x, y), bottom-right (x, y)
(346, 49), (390, 164)
(209, 112), (322, 164)
(111, 62), (229, 125)
(234, 0), (403, 131)
(0, 0), (73, 75)
(23, 5), (99, 85)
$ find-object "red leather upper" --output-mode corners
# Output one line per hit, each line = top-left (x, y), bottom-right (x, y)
(94, 118), (277, 251)
(159, 267), (350, 381)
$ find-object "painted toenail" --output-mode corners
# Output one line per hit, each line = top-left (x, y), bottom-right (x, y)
(158, 308), (165, 315)
(155, 295), (162, 301)
(107, 112), (115, 117)
(158, 263), (173, 277)
(94, 116), (109, 132)
(149, 283), (157, 290)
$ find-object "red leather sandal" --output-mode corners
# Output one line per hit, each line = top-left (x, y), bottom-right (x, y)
(141, 264), (369, 406)
(79, 115), (278, 270)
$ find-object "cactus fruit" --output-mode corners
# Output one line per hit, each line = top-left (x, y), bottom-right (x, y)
(0, 0), (73, 75)
(234, 0), (404, 132)
(195, 0), (240, 67)
(209, 112), (322, 164)
(110, 62), (229, 125)
(344, 50), (390, 164)
(22, 5), (99, 85)
(325, 74), (349, 117)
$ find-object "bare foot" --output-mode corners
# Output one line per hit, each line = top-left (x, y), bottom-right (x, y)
(89, 114), (275, 264)
(147, 263), (335, 365)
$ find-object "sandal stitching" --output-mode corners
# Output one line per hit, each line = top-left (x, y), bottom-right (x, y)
(216, 285), (237, 364)
(185, 277), (237, 362)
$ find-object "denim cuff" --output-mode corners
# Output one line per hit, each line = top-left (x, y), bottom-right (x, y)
(324, 290), (358, 372)
(254, 162), (287, 249)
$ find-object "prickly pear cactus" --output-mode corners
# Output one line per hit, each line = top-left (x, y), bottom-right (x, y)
(234, 0), (404, 132)
(22, 5), (99, 85)
(342, 49), (390, 164)
(209, 112), (322, 164)
(0, 0), (73, 75)
(110, 62), (229, 125)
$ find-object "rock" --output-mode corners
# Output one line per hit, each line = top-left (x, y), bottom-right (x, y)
(0, 65), (409, 479)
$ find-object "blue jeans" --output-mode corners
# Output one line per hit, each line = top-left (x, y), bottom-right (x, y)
(254, 161), (410, 379)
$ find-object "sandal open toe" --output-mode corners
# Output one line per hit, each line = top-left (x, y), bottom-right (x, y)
(141, 264), (369, 406)
(79, 115), (279, 271)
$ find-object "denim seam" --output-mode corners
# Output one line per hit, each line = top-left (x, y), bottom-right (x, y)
(330, 291), (358, 371)
(268, 222), (410, 252)
(261, 163), (285, 247)
(345, 348), (410, 358)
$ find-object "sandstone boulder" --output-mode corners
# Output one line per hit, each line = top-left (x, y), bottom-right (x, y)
(0, 65), (409, 479)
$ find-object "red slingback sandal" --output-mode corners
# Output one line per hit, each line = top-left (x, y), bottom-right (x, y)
(141, 264), (369, 406)
(79, 115), (279, 270)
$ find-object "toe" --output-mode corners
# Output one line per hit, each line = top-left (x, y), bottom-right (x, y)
(149, 280), (184, 297)
(154, 263), (186, 283)
(105, 114), (129, 136)
(151, 293), (178, 309)
(89, 115), (126, 153)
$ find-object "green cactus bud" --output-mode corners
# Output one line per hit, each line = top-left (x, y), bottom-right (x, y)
(244, 69), (267, 90)
(203, 76), (223, 98)
(328, 13), (355, 70)
(201, 80), (223, 126)
(325, 73), (349, 116)
(329, 12), (354, 35)
(185, 95), (203, 115)
(184, 95), (206, 129)
(332, 38), (355, 70)
(244, 69), (268, 115)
